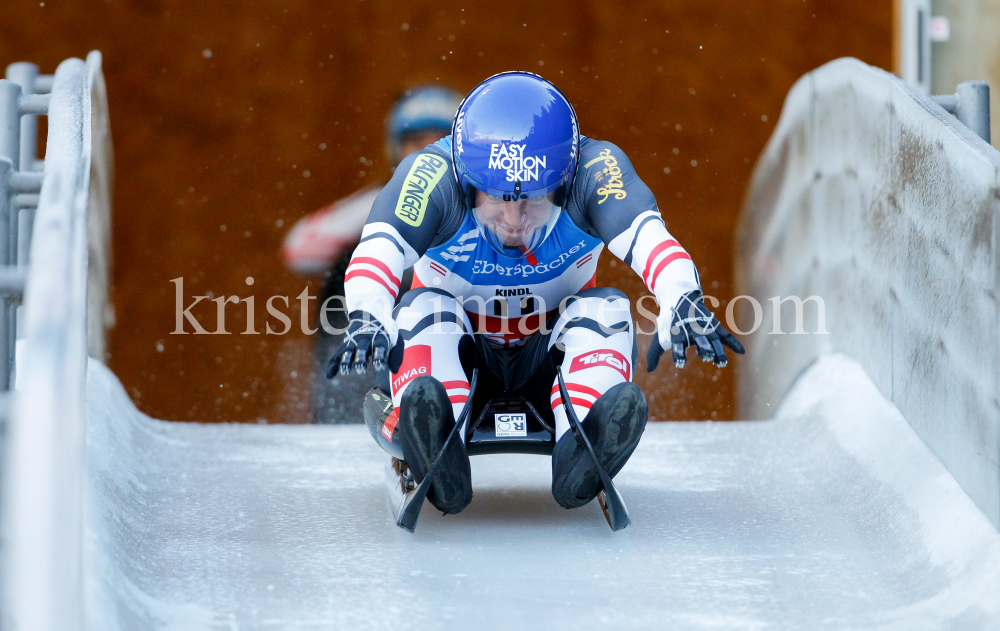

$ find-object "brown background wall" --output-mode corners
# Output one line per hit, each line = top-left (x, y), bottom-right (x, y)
(0, 0), (890, 423)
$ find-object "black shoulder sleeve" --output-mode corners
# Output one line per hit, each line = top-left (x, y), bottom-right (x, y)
(569, 139), (660, 243)
(365, 145), (464, 256)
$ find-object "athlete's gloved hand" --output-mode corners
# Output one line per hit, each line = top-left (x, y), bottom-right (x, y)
(646, 290), (744, 372)
(326, 311), (403, 378)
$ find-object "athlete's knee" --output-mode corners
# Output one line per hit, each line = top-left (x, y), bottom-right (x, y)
(394, 287), (471, 338)
(560, 288), (632, 324)
(572, 286), (629, 303)
(551, 288), (633, 354)
(396, 287), (461, 314)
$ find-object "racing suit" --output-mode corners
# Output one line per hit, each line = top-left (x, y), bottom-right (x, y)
(344, 136), (699, 441)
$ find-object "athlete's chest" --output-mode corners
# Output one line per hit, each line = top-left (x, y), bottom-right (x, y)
(413, 213), (603, 317)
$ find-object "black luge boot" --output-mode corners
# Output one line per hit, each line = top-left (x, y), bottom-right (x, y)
(397, 375), (473, 514)
(551, 382), (648, 509)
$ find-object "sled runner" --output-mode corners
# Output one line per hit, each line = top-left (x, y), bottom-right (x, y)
(367, 368), (631, 533)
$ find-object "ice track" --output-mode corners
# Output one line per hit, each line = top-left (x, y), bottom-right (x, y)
(85, 354), (1000, 630)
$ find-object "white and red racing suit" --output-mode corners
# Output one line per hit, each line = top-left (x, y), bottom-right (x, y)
(344, 136), (699, 440)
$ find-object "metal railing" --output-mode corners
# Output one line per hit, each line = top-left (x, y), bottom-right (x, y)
(1, 51), (112, 631)
(931, 80), (991, 143)
(0, 64), (51, 401)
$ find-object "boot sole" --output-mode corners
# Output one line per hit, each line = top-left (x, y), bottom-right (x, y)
(552, 382), (648, 509)
(397, 376), (473, 514)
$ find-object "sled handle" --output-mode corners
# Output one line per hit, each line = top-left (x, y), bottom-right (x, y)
(556, 367), (631, 532)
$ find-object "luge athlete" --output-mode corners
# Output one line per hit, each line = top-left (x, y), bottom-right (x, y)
(328, 72), (743, 514)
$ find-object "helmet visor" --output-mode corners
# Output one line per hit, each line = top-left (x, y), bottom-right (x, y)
(472, 189), (560, 259)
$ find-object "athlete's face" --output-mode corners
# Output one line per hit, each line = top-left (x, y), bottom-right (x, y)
(473, 190), (557, 248)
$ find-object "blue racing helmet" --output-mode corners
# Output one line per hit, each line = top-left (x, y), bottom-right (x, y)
(385, 85), (462, 166)
(452, 72), (580, 258)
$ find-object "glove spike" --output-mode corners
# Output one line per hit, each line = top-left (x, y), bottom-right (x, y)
(647, 290), (745, 372)
(327, 311), (393, 379)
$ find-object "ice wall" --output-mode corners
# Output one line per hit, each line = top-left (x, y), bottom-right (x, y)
(737, 57), (1000, 528)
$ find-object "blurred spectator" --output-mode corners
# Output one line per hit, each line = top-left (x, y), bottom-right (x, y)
(283, 85), (463, 276)
(285, 85), (462, 423)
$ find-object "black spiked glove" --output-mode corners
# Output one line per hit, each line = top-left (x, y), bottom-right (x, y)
(646, 290), (745, 372)
(326, 311), (403, 378)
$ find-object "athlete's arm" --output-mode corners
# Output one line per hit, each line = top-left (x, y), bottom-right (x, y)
(575, 139), (742, 369)
(574, 140), (699, 323)
(342, 147), (455, 346)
